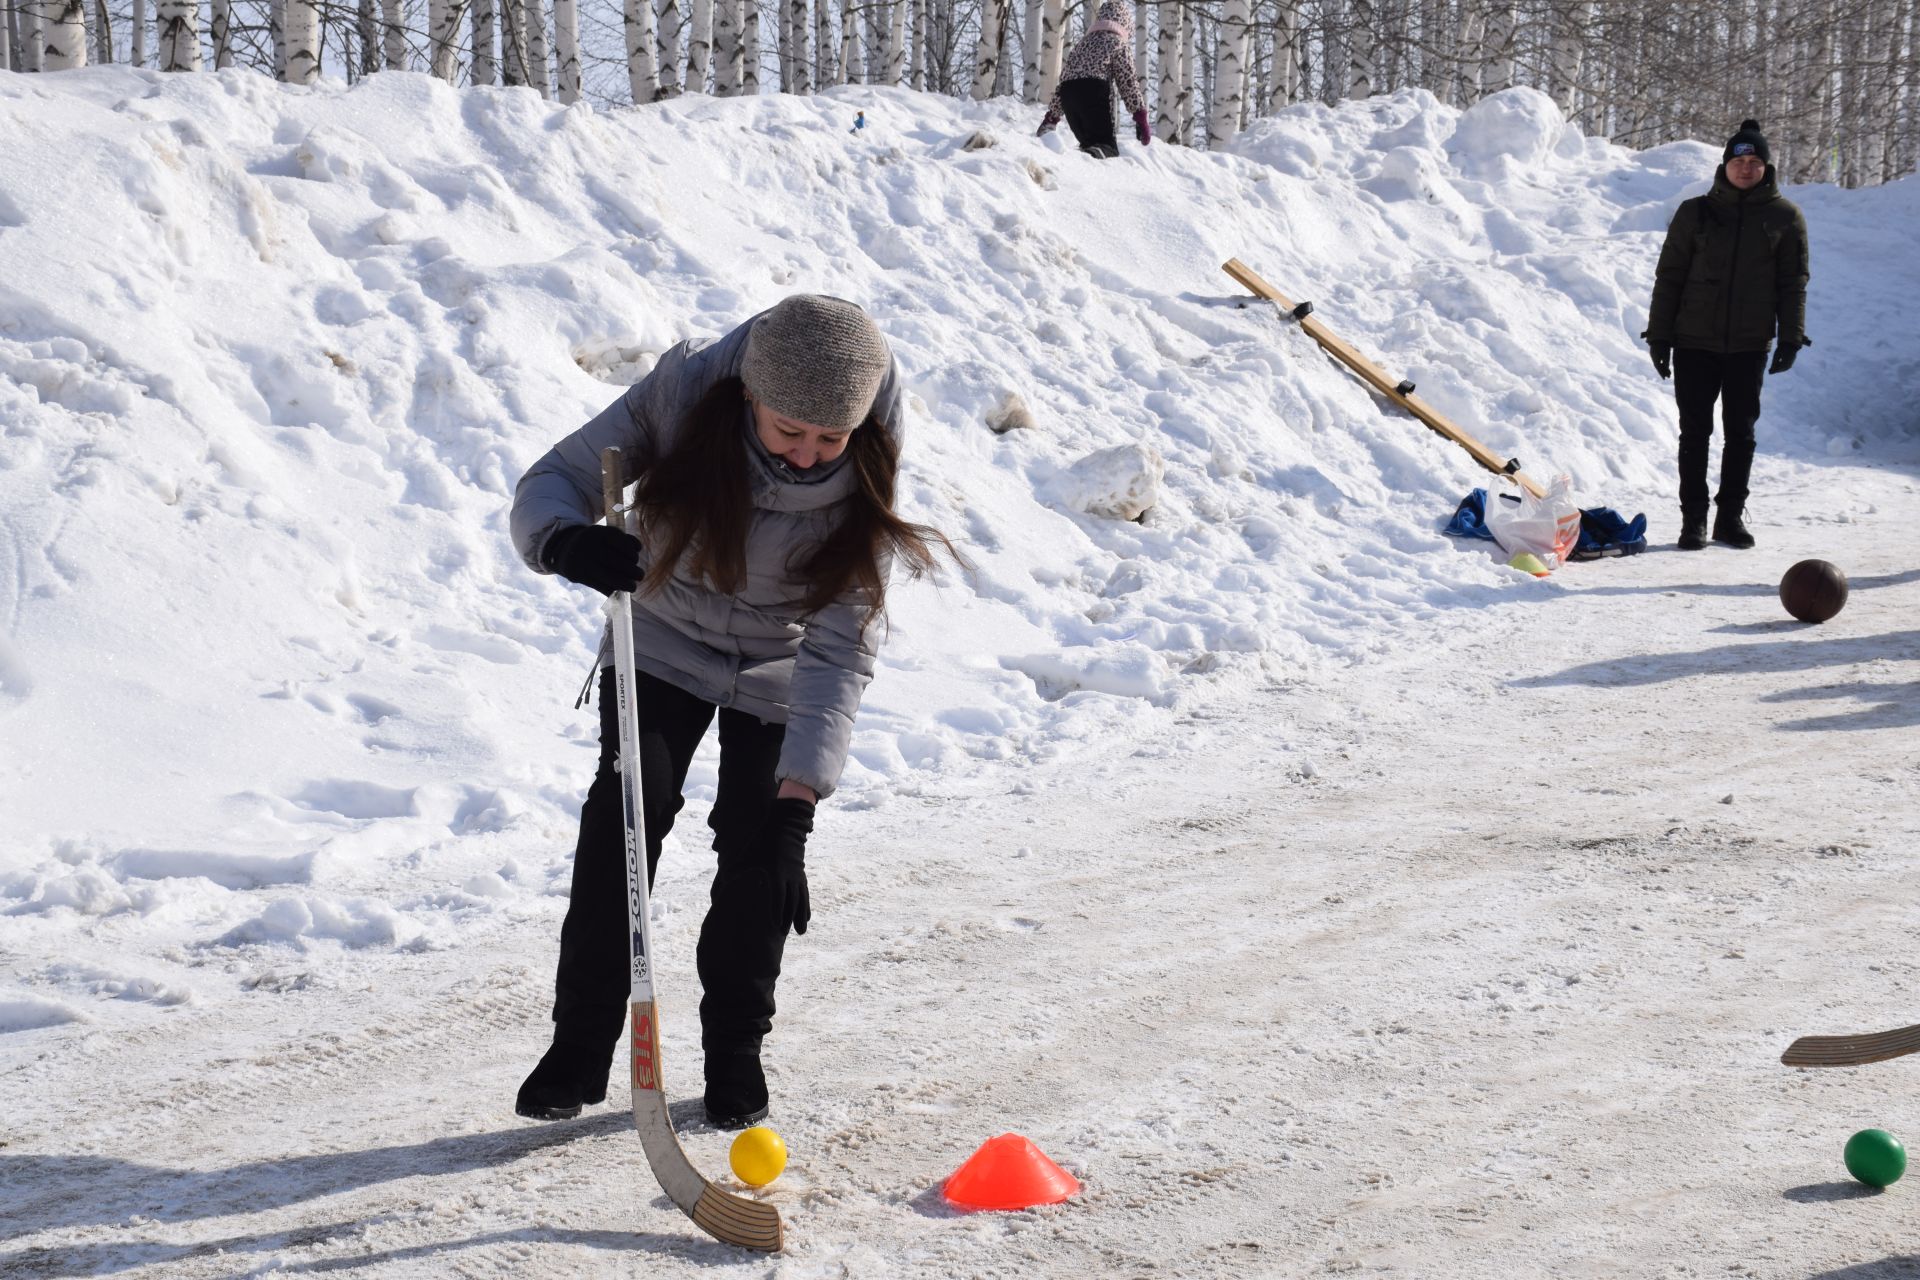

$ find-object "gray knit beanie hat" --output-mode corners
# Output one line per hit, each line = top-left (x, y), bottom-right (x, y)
(740, 295), (892, 432)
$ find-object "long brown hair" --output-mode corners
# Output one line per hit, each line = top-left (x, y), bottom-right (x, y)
(634, 377), (958, 618)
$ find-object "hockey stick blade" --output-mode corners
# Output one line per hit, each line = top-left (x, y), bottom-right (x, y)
(630, 1002), (783, 1250)
(1781, 1023), (1920, 1067)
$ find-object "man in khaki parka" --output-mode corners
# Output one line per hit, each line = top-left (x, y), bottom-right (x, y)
(1644, 119), (1810, 551)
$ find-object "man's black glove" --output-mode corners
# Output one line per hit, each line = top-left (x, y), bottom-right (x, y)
(1648, 340), (1672, 380)
(1769, 340), (1802, 375)
(542, 524), (643, 595)
(757, 797), (814, 936)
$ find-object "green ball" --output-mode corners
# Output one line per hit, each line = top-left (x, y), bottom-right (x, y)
(1844, 1129), (1907, 1188)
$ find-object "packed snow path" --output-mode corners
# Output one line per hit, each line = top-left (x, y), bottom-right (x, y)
(5, 67), (1920, 1278)
(5, 454), (1918, 1277)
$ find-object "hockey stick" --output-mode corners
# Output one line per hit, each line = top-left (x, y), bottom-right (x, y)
(1221, 257), (1547, 499)
(1781, 1024), (1920, 1068)
(601, 447), (784, 1253)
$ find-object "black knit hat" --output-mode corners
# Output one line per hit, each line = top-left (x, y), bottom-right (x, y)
(1724, 119), (1770, 164)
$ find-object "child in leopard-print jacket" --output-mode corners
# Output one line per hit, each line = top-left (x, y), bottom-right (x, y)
(1035, 0), (1151, 158)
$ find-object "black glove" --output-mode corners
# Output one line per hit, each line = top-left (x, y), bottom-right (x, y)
(1769, 340), (1801, 375)
(756, 797), (814, 936)
(1648, 340), (1672, 380)
(542, 524), (643, 595)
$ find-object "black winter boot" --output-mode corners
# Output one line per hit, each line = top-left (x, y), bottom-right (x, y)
(516, 1038), (613, 1120)
(703, 1047), (769, 1129)
(1677, 510), (1709, 551)
(1712, 508), (1756, 549)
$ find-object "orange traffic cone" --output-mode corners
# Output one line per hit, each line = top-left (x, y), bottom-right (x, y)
(942, 1133), (1081, 1210)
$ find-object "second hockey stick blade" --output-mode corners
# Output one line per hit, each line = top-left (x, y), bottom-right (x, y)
(1781, 1023), (1920, 1067)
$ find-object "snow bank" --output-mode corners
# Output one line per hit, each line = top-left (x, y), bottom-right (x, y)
(0, 68), (1913, 1015)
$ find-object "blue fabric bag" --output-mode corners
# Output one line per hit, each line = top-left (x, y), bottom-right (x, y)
(1570, 507), (1648, 559)
(1444, 489), (1498, 541)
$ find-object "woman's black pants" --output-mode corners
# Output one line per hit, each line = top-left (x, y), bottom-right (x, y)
(549, 666), (790, 1062)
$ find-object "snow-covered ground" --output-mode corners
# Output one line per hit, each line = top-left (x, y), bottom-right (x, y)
(2, 68), (1917, 1276)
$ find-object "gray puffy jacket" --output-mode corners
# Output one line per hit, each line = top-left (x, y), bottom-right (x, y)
(511, 315), (905, 799)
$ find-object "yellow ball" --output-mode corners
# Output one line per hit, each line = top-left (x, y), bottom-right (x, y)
(729, 1125), (788, 1187)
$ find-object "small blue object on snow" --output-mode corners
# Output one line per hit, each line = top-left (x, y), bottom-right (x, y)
(1570, 506), (1648, 559)
(1444, 489), (1647, 560)
(1444, 488), (1499, 541)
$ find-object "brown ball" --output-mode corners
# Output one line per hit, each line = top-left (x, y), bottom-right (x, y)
(1779, 559), (1849, 624)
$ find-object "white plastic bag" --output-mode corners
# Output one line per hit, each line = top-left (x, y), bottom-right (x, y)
(1485, 474), (1582, 568)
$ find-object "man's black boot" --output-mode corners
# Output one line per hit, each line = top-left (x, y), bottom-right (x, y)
(1712, 508), (1756, 549)
(1677, 510), (1709, 551)
(516, 1038), (613, 1120)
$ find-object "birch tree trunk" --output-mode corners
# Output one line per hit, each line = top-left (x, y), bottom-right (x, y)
(500, 0), (527, 83)
(813, 0), (830, 91)
(837, 0), (856, 83)
(271, 0), (285, 76)
(910, 0), (925, 87)
(283, 0), (318, 80)
(1022, 0), (1042, 99)
(528, 0), (552, 95)
(1211, 0), (1250, 142)
(1132, 0), (1145, 82)
(95, 0), (113, 64)
(713, 0), (738, 91)
(132, 0), (146, 66)
(786, 0), (807, 89)
(472, 0), (498, 83)
(44, 0), (86, 69)
(1481, 0), (1513, 94)
(971, 0), (1007, 98)
(1179, 1), (1195, 138)
(380, 0), (404, 66)
(777, 0), (792, 86)
(1348, 0), (1373, 97)
(1457, 0), (1483, 102)
(1882, 0), (1910, 180)
(555, 0), (581, 98)
(1, 3), (12, 71)
(1274, 0), (1300, 103)
(1416, 0), (1445, 100)
(1156, 3), (1180, 138)
(357, 0), (379, 74)
(885, 0), (905, 83)
(1548, 0), (1585, 115)
(690, 0), (712, 89)
(1042, 0), (1064, 98)
(429, 0), (463, 78)
(625, 0), (658, 99)
(158, 0), (200, 69)
(742, 0), (759, 91)
(20, 0), (43, 71)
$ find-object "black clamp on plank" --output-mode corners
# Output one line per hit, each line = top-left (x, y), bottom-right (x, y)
(1500, 458), (1522, 475)
(1394, 379), (1416, 396)
(1290, 301), (1314, 320)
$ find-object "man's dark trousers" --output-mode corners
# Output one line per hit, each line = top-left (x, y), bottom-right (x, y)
(1673, 347), (1767, 516)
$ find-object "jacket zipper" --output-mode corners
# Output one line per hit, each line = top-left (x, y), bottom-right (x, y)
(1722, 201), (1746, 351)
